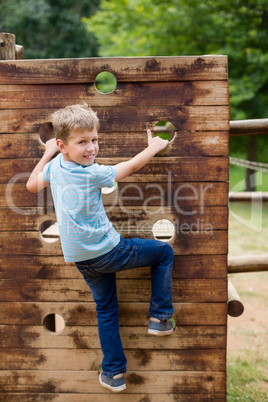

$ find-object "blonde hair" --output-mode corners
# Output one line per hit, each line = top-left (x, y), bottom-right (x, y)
(51, 103), (100, 143)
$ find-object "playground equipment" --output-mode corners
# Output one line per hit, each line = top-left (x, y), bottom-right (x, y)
(1, 32), (230, 400)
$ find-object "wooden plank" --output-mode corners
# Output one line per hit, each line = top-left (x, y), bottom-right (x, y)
(0, 81), (229, 109)
(98, 157), (229, 183)
(0, 183), (53, 208)
(0, 157), (229, 183)
(0, 393), (227, 402)
(0, 392), (226, 402)
(0, 230), (228, 255)
(0, 56), (228, 84)
(0, 370), (226, 394)
(110, 206), (228, 231)
(0, 302), (227, 326)
(0, 131), (229, 158)
(1, 348), (226, 372)
(0, 278), (227, 303)
(0, 254), (227, 279)
(0, 206), (228, 231)
(0, 133), (45, 159)
(98, 131), (229, 157)
(0, 325), (226, 349)
(173, 254), (227, 279)
(0, 106), (230, 133)
(1, 181), (229, 208)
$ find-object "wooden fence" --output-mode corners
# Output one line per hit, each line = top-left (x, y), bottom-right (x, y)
(0, 33), (229, 400)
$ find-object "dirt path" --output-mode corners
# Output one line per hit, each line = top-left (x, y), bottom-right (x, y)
(227, 272), (268, 357)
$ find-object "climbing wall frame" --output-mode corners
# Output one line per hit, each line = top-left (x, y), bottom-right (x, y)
(0, 55), (229, 400)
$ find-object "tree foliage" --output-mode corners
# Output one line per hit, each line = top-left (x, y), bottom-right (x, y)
(84, 0), (268, 166)
(85, 0), (268, 121)
(1, 0), (100, 59)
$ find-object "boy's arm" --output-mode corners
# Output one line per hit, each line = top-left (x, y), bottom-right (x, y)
(26, 139), (59, 193)
(115, 129), (169, 181)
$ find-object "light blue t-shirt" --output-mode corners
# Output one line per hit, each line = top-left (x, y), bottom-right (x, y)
(43, 153), (120, 262)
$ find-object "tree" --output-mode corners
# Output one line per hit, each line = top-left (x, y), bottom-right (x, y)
(84, 0), (268, 189)
(1, 0), (100, 59)
(85, 0), (268, 120)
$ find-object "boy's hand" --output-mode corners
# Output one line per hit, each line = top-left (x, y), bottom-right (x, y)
(26, 138), (58, 193)
(45, 138), (59, 156)
(147, 129), (169, 152)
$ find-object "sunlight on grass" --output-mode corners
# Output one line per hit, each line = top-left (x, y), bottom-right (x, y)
(227, 352), (268, 401)
(229, 165), (268, 192)
(229, 202), (268, 256)
(228, 166), (268, 400)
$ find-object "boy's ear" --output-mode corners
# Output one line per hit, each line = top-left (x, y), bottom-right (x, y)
(56, 139), (67, 153)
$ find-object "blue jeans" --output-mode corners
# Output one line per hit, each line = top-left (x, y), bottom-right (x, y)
(75, 236), (174, 378)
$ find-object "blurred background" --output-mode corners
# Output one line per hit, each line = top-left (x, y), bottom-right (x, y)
(1, 0), (268, 399)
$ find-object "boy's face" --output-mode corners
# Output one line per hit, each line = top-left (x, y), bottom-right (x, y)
(57, 128), (99, 166)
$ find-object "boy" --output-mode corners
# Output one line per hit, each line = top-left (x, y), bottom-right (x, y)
(26, 104), (174, 392)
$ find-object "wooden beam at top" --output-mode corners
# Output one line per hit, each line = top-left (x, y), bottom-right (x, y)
(0, 56), (228, 84)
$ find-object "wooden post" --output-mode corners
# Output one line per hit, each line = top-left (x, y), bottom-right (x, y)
(228, 279), (244, 317)
(229, 192), (268, 201)
(0, 33), (16, 60)
(230, 118), (268, 136)
(15, 44), (24, 60)
(228, 254), (268, 273)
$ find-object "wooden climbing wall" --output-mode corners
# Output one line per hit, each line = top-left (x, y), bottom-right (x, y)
(0, 56), (229, 400)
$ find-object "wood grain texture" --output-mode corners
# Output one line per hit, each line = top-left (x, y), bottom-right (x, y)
(0, 81), (229, 109)
(0, 302), (227, 326)
(1, 181), (229, 208)
(0, 131), (229, 158)
(0, 206), (228, 231)
(0, 325), (226, 349)
(0, 370), (226, 394)
(0, 254), (227, 279)
(0, 278), (227, 303)
(0, 56), (228, 84)
(0, 393), (227, 402)
(0, 33), (15, 60)
(0, 157), (229, 183)
(0, 230), (228, 255)
(0, 54), (229, 400)
(0, 106), (230, 133)
(1, 348), (226, 371)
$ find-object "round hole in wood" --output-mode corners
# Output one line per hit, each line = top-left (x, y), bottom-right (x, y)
(38, 122), (54, 144)
(101, 182), (118, 195)
(153, 120), (175, 142)
(40, 220), (60, 243)
(43, 314), (65, 334)
(152, 219), (175, 242)
(95, 71), (117, 94)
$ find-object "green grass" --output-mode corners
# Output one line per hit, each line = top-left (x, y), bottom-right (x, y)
(227, 352), (268, 401)
(229, 165), (268, 192)
(228, 179), (268, 401)
(229, 201), (268, 256)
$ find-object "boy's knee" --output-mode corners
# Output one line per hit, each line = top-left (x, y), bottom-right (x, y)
(164, 243), (174, 260)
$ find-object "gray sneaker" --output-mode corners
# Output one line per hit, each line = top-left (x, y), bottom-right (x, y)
(148, 319), (174, 336)
(99, 372), (126, 392)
